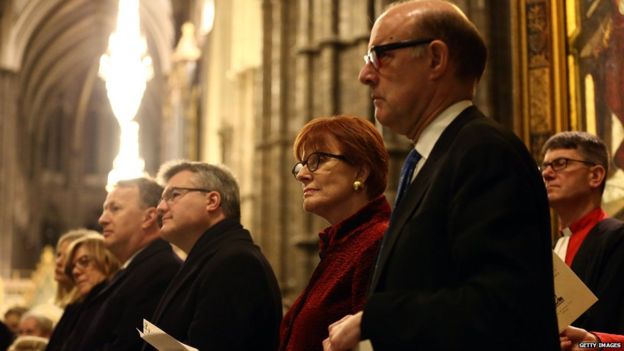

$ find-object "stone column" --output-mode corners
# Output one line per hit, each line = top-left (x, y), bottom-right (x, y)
(258, 0), (302, 302)
(0, 70), (20, 278)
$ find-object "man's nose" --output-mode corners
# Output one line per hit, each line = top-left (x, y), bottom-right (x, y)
(157, 200), (169, 214)
(358, 61), (377, 86)
(98, 213), (108, 225)
(541, 165), (555, 180)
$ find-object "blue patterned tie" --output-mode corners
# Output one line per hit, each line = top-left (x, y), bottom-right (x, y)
(394, 148), (421, 207)
(370, 148), (421, 288)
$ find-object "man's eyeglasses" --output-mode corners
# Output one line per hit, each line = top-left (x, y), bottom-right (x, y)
(540, 157), (596, 172)
(363, 38), (435, 69)
(291, 152), (350, 178)
(161, 187), (212, 204)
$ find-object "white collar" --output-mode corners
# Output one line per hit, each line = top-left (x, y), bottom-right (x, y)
(414, 100), (473, 160)
(121, 246), (145, 269)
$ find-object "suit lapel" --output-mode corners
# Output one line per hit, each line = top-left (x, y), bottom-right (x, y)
(96, 267), (129, 299)
(370, 108), (480, 290)
(94, 240), (167, 300)
(369, 160), (437, 290)
(151, 225), (237, 322)
(151, 261), (201, 322)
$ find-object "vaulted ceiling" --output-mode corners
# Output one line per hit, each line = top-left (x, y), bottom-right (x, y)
(1, 0), (181, 178)
(0, 0), (193, 253)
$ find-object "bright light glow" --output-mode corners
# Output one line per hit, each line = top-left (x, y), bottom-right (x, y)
(99, 0), (153, 190)
(200, 0), (215, 35)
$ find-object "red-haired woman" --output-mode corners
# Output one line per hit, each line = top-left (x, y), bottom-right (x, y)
(279, 115), (391, 351)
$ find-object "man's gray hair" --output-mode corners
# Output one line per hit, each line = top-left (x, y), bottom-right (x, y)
(157, 160), (241, 220)
(541, 131), (610, 193)
(114, 177), (163, 208)
(20, 312), (53, 336)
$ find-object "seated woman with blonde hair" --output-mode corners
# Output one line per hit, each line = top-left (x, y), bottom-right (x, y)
(279, 115), (391, 351)
(53, 230), (90, 308)
(45, 233), (120, 351)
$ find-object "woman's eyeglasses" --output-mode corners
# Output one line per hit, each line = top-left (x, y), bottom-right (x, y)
(71, 255), (92, 271)
(291, 152), (350, 178)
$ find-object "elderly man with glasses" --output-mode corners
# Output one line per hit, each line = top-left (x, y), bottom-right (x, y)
(542, 131), (624, 341)
(323, 1), (559, 350)
(144, 160), (282, 351)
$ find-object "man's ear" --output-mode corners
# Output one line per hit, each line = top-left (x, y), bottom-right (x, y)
(428, 40), (449, 80)
(205, 191), (222, 213)
(142, 207), (159, 229)
(588, 165), (607, 189)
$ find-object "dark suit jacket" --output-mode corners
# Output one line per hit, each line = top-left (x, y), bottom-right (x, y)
(0, 320), (13, 351)
(572, 217), (624, 333)
(45, 302), (81, 351)
(50, 281), (108, 351)
(74, 239), (181, 351)
(361, 107), (559, 351)
(146, 218), (282, 351)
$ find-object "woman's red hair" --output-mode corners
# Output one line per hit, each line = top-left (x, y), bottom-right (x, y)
(293, 115), (389, 199)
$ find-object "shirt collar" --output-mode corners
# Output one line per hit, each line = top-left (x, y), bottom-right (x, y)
(562, 207), (608, 235)
(318, 195), (390, 258)
(414, 100), (473, 160)
(121, 246), (145, 269)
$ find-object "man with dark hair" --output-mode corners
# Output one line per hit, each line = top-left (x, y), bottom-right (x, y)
(146, 160), (282, 351)
(323, 1), (558, 350)
(3, 307), (27, 337)
(542, 131), (624, 334)
(74, 177), (181, 350)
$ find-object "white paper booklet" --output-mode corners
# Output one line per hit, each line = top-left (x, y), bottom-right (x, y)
(553, 251), (598, 332)
(138, 319), (198, 351)
(356, 340), (374, 351)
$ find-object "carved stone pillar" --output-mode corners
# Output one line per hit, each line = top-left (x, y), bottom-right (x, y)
(258, 0), (300, 302)
(164, 22), (201, 161)
(0, 70), (19, 278)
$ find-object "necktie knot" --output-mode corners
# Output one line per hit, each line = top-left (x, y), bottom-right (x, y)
(395, 149), (421, 207)
(561, 227), (572, 237)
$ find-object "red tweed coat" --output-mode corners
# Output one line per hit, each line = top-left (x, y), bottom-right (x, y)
(279, 195), (390, 351)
